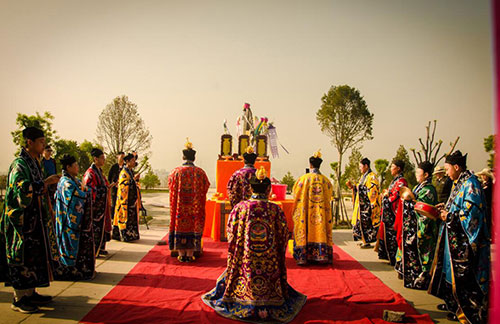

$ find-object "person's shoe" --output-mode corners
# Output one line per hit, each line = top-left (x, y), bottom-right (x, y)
(185, 256), (196, 263)
(177, 255), (186, 262)
(27, 291), (52, 305)
(11, 297), (39, 313)
(360, 243), (372, 249)
(436, 303), (448, 311)
(99, 250), (109, 256)
(446, 312), (458, 321)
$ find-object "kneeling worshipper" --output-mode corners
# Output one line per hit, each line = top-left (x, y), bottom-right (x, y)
(227, 146), (257, 208)
(291, 150), (334, 265)
(113, 153), (140, 242)
(394, 161), (438, 290)
(351, 158), (381, 248)
(84, 148), (112, 256)
(202, 167), (307, 323)
(378, 159), (407, 265)
(1, 127), (60, 313)
(428, 151), (490, 324)
(168, 139), (210, 262)
(54, 155), (95, 280)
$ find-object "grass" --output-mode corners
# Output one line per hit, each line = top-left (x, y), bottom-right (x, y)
(139, 215), (154, 225)
(141, 189), (169, 194)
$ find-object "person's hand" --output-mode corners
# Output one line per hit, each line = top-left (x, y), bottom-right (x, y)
(134, 174), (140, 181)
(44, 174), (60, 185)
(382, 189), (389, 197)
(439, 209), (448, 221)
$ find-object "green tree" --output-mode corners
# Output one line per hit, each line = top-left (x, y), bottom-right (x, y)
(53, 139), (99, 176)
(374, 159), (389, 189)
(281, 171), (296, 194)
(342, 148), (363, 190)
(141, 171), (161, 189)
(484, 135), (495, 168)
(386, 145), (417, 188)
(11, 112), (58, 153)
(317, 85), (373, 224)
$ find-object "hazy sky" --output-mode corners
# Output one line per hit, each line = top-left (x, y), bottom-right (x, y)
(0, 0), (494, 184)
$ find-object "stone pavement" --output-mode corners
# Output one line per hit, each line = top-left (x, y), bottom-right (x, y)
(0, 192), (455, 323)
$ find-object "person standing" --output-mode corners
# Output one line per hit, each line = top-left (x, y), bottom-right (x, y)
(54, 155), (95, 280)
(378, 159), (407, 265)
(351, 158), (381, 248)
(202, 169), (306, 323)
(168, 140), (210, 262)
(108, 152), (124, 240)
(84, 148), (112, 255)
(292, 150), (334, 265)
(113, 153), (141, 242)
(395, 161), (438, 290)
(1, 127), (60, 313)
(432, 166), (452, 204)
(429, 151), (490, 323)
(41, 145), (57, 206)
(227, 146), (257, 208)
(476, 168), (494, 231)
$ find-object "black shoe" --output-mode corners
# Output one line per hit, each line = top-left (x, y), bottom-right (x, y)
(27, 291), (52, 305)
(360, 243), (372, 249)
(446, 312), (458, 321)
(99, 250), (109, 256)
(177, 255), (187, 262)
(437, 303), (448, 311)
(11, 296), (39, 313)
(185, 256), (195, 263)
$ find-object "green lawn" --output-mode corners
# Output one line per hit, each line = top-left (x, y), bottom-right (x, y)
(141, 189), (169, 194)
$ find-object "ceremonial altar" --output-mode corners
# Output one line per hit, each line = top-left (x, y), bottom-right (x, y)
(202, 103), (294, 242)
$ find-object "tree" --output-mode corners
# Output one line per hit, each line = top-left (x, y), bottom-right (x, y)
(386, 145), (417, 188)
(317, 85), (374, 225)
(141, 171), (161, 189)
(11, 112), (58, 154)
(96, 95), (152, 157)
(410, 120), (459, 168)
(484, 135), (495, 169)
(342, 148), (363, 191)
(0, 174), (7, 199)
(374, 159), (389, 189)
(281, 171), (296, 194)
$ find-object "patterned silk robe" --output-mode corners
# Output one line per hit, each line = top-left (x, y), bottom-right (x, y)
(202, 197), (307, 323)
(352, 170), (381, 244)
(84, 163), (110, 253)
(292, 170), (334, 265)
(428, 171), (490, 324)
(394, 179), (438, 290)
(227, 166), (256, 207)
(0, 149), (59, 289)
(378, 174), (407, 265)
(54, 171), (95, 280)
(113, 167), (140, 242)
(168, 162), (210, 253)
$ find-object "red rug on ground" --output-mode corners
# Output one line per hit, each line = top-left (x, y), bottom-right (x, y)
(81, 238), (433, 324)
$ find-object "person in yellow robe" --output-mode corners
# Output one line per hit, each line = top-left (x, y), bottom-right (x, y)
(292, 150), (334, 265)
(351, 157), (380, 248)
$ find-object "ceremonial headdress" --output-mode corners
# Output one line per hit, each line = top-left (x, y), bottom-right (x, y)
(445, 150), (467, 169)
(243, 146), (257, 164)
(22, 127), (44, 141)
(360, 157), (371, 167)
(61, 154), (77, 170)
(309, 149), (323, 168)
(183, 138), (196, 161)
(250, 166), (271, 194)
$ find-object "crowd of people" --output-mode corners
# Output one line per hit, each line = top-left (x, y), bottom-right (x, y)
(0, 126), (494, 324)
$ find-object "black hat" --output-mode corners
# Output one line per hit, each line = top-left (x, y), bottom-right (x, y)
(309, 150), (323, 169)
(417, 161), (434, 176)
(360, 157), (371, 167)
(22, 127), (44, 141)
(392, 159), (405, 171)
(124, 153), (135, 162)
(445, 150), (467, 169)
(183, 149), (196, 161)
(61, 154), (77, 170)
(91, 148), (104, 158)
(243, 146), (257, 164)
(249, 167), (271, 194)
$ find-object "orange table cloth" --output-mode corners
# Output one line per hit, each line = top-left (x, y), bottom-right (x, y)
(203, 199), (294, 242)
(215, 160), (270, 199)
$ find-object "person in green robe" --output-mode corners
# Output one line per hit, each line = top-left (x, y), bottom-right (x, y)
(0, 127), (60, 313)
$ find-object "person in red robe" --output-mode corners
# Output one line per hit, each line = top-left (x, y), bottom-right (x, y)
(168, 140), (210, 262)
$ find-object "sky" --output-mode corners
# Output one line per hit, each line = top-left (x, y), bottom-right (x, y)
(0, 0), (494, 184)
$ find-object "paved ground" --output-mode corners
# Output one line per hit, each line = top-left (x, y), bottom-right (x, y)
(0, 192), (454, 324)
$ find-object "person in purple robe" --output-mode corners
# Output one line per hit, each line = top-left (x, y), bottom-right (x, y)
(227, 146), (257, 207)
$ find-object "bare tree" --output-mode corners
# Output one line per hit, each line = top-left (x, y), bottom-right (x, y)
(410, 120), (459, 167)
(317, 85), (374, 225)
(96, 95), (153, 173)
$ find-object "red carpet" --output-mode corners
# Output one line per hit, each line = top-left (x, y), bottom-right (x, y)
(81, 238), (433, 324)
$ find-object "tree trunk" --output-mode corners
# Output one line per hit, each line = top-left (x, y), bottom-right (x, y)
(334, 152), (343, 226)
